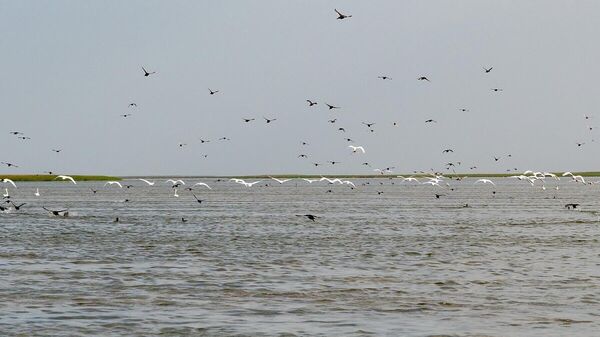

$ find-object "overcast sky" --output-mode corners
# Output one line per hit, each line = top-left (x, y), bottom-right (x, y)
(1, 1), (599, 176)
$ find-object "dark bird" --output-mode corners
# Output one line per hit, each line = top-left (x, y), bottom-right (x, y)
(298, 154), (308, 158)
(114, 217), (119, 223)
(565, 203), (580, 210)
(90, 188), (98, 194)
(345, 138), (354, 142)
(362, 122), (375, 128)
(199, 139), (210, 144)
(577, 142), (585, 147)
(208, 88), (219, 95)
(328, 119), (337, 123)
(459, 108), (469, 112)
(121, 114), (132, 118)
(417, 76), (430, 82)
(338, 127), (346, 132)
(335, 9), (352, 20)
(9, 131), (23, 135)
(182, 217), (188, 223)
(219, 137), (231, 141)
(329, 161), (340, 165)
(442, 149), (454, 153)
(434, 194), (444, 199)
(326, 103), (340, 110)
(192, 194), (203, 204)
(1, 162), (18, 168)
(129, 103), (137, 107)
(43, 207), (68, 216)
(306, 100), (317, 106)
(425, 119), (437, 123)
(301, 141), (309, 146)
(312, 162), (322, 167)
(18, 137), (31, 140)
(377, 191), (384, 195)
(491, 88), (503, 92)
(52, 149), (62, 153)
(242, 118), (255, 123)
(494, 156), (500, 162)
(298, 214), (318, 221)
(11, 202), (26, 210)
(484, 67), (493, 73)
(141, 66), (156, 77)
(264, 117), (277, 124)
(378, 76), (392, 80)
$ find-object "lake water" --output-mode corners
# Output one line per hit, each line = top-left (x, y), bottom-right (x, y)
(2, 177), (600, 336)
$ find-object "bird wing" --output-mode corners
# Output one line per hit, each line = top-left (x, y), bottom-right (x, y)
(194, 182), (212, 189)
(2, 179), (17, 188)
(335, 9), (342, 15)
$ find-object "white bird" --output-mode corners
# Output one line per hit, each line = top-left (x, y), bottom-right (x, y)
(422, 181), (441, 187)
(303, 178), (320, 183)
(193, 182), (212, 189)
(34, 188), (40, 197)
(270, 177), (291, 184)
(243, 181), (262, 187)
(475, 179), (496, 186)
(402, 177), (420, 183)
(166, 179), (185, 185)
(342, 180), (356, 188)
(105, 181), (123, 188)
(55, 175), (76, 184)
(2, 178), (17, 188)
(348, 145), (366, 153)
(173, 189), (179, 197)
(138, 178), (155, 186)
(3, 188), (8, 197)
(562, 172), (574, 177)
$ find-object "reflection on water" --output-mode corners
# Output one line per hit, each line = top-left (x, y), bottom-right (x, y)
(2, 178), (600, 336)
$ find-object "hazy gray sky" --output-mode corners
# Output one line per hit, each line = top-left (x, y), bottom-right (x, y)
(2, 1), (599, 176)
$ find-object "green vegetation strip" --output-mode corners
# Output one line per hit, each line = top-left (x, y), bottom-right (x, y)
(0, 175), (121, 182)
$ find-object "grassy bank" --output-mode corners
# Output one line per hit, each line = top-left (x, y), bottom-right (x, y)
(0, 175), (121, 182)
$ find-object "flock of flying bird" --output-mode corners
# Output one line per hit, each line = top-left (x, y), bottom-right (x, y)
(2, 9), (597, 221)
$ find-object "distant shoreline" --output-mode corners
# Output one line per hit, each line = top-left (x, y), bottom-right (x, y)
(0, 175), (121, 182)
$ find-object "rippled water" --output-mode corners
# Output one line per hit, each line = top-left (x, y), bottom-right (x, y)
(2, 177), (600, 336)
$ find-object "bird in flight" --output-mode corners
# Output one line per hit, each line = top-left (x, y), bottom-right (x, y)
(306, 100), (317, 106)
(349, 145), (365, 153)
(459, 108), (469, 112)
(326, 103), (340, 110)
(264, 117), (277, 124)
(54, 175), (76, 184)
(142, 66), (156, 77)
(378, 76), (392, 80)
(2, 179), (17, 188)
(417, 76), (430, 82)
(9, 131), (24, 135)
(491, 88), (503, 92)
(138, 178), (155, 186)
(242, 118), (255, 123)
(442, 149), (454, 153)
(335, 9), (352, 20)
(192, 194), (203, 204)
(475, 179), (496, 186)
(577, 142), (585, 147)
(121, 114), (132, 118)
(208, 88), (219, 95)
(128, 103), (137, 107)
(484, 67), (493, 73)
(52, 149), (62, 153)
(1, 162), (19, 168)
(425, 119), (437, 123)
(362, 122), (375, 128)
(299, 214), (318, 221)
